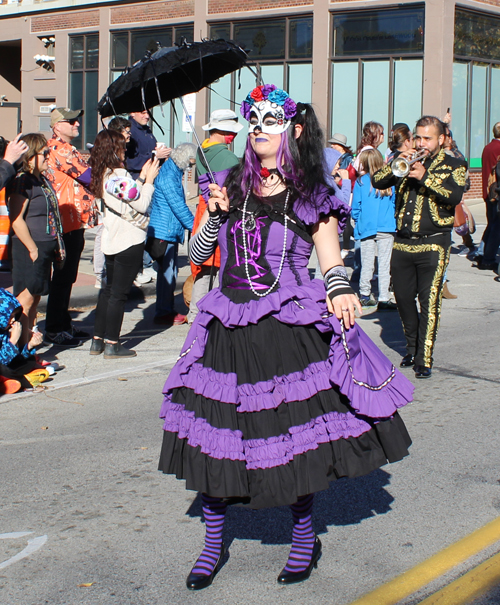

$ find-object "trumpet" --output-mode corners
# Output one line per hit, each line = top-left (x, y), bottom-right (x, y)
(391, 149), (428, 177)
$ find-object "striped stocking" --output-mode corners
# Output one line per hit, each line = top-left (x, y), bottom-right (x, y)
(190, 494), (227, 576)
(284, 494), (315, 573)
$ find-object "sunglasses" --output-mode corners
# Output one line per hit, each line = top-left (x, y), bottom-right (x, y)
(38, 149), (50, 158)
(61, 118), (79, 125)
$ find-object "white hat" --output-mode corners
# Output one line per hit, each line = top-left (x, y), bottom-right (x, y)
(202, 109), (243, 133)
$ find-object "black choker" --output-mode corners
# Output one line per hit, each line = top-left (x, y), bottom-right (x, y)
(260, 166), (280, 179)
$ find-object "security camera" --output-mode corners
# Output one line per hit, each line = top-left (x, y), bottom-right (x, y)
(34, 54), (56, 71)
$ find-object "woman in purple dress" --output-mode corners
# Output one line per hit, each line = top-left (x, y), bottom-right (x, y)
(158, 85), (413, 590)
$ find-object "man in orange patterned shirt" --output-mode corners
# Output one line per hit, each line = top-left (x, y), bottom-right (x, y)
(44, 107), (96, 347)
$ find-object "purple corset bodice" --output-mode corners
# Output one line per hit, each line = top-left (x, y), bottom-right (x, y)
(218, 192), (313, 303)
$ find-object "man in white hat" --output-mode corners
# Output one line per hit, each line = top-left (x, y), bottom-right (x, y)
(195, 109), (243, 175)
(187, 109), (243, 324)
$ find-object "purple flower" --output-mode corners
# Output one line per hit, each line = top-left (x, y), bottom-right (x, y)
(283, 97), (297, 119)
(261, 84), (277, 98)
(240, 100), (253, 120)
(268, 88), (289, 105)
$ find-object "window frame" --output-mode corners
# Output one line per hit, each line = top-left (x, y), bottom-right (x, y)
(109, 24), (195, 148)
(68, 32), (99, 151)
(329, 7), (425, 147)
(207, 14), (314, 116)
(453, 8), (500, 165)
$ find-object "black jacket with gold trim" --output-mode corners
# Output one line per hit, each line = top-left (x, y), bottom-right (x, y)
(371, 149), (467, 236)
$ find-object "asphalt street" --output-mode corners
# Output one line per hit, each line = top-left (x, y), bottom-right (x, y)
(1, 201), (500, 605)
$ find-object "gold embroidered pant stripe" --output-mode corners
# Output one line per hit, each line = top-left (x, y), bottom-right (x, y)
(391, 234), (451, 368)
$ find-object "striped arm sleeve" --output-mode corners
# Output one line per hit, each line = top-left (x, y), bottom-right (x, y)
(324, 265), (354, 301)
(189, 216), (222, 265)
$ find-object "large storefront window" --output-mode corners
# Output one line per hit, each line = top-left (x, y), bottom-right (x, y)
(333, 7), (424, 57)
(110, 25), (194, 147)
(453, 9), (500, 166)
(209, 17), (313, 158)
(330, 7), (424, 150)
(69, 34), (99, 149)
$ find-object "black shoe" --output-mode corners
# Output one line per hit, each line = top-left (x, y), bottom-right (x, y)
(377, 300), (398, 311)
(277, 537), (322, 585)
(89, 338), (105, 355)
(400, 354), (415, 368)
(103, 342), (137, 359)
(475, 262), (498, 271)
(186, 544), (226, 591)
(414, 365), (432, 378)
(45, 331), (83, 348)
(70, 325), (90, 339)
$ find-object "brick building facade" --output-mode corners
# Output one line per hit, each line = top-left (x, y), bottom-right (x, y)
(2, 0), (500, 199)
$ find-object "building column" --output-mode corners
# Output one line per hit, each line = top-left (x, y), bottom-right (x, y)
(98, 7), (111, 100)
(194, 0), (209, 132)
(422, 0), (455, 118)
(311, 0), (330, 133)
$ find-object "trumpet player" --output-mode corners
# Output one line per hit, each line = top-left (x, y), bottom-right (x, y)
(372, 116), (467, 379)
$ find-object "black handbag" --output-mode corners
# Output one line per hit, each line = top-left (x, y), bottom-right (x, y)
(145, 236), (168, 260)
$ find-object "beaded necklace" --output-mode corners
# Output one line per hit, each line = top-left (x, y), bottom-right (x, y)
(241, 187), (290, 298)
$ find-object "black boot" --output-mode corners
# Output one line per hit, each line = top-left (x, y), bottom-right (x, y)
(103, 342), (137, 359)
(89, 337), (105, 356)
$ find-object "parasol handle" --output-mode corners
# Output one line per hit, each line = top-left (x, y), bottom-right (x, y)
(179, 95), (216, 185)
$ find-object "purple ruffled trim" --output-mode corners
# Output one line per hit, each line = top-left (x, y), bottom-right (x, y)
(327, 316), (414, 418)
(293, 185), (351, 233)
(161, 401), (372, 469)
(166, 360), (332, 413)
(162, 283), (414, 421)
(162, 402), (245, 461)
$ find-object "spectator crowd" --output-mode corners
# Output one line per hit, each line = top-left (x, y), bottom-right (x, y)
(0, 98), (498, 393)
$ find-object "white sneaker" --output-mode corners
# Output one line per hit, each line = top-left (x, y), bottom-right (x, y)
(134, 272), (152, 285)
(143, 266), (157, 280)
(458, 245), (475, 257)
(94, 275), (107, 289)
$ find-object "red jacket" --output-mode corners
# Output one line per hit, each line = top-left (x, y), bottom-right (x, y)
(481, 139), (500, 200)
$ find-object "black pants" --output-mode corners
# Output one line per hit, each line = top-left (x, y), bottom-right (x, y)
(93, 242), (144, 342)
(391, 233), (451, 368)
(482, 200), (500, 263)
(45, 229), (85, 333)
(1, 356), (39, 390)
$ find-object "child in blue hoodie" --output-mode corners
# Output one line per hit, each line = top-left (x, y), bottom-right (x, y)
(351, 149), (397, 310)
(0, 288), (47, 389)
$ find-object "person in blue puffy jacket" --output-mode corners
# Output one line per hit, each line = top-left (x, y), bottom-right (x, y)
(351, 148), (397, 310)
(147, 143), (197, 325)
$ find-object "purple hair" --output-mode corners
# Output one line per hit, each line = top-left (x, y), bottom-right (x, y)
(238, 131), (302, 200)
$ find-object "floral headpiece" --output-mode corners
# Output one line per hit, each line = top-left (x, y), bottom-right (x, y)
(240, 84), (297, 135)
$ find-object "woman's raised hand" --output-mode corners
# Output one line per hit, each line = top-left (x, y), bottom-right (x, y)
(145, 157), (160, 184)
(207, 184), (230, 215)
(139, 159), (151, 182)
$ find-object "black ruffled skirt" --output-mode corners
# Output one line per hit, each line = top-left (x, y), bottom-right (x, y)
(158, 316), (411, 509)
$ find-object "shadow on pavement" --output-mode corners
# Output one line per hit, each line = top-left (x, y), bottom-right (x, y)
(185, 469), (394, 547)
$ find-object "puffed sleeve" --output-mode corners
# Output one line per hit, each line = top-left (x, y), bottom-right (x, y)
(293, 185), (351, 233)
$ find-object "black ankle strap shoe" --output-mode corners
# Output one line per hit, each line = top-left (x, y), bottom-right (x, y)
(186, 544), (226, 590)
(277, 536), (322, 584)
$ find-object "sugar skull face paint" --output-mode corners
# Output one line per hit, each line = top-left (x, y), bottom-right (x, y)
(248, 100), (290, 135)
(240, 85), (297, 135)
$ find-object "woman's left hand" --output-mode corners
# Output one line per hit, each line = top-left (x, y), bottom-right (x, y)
(326, 293), (362, 328)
